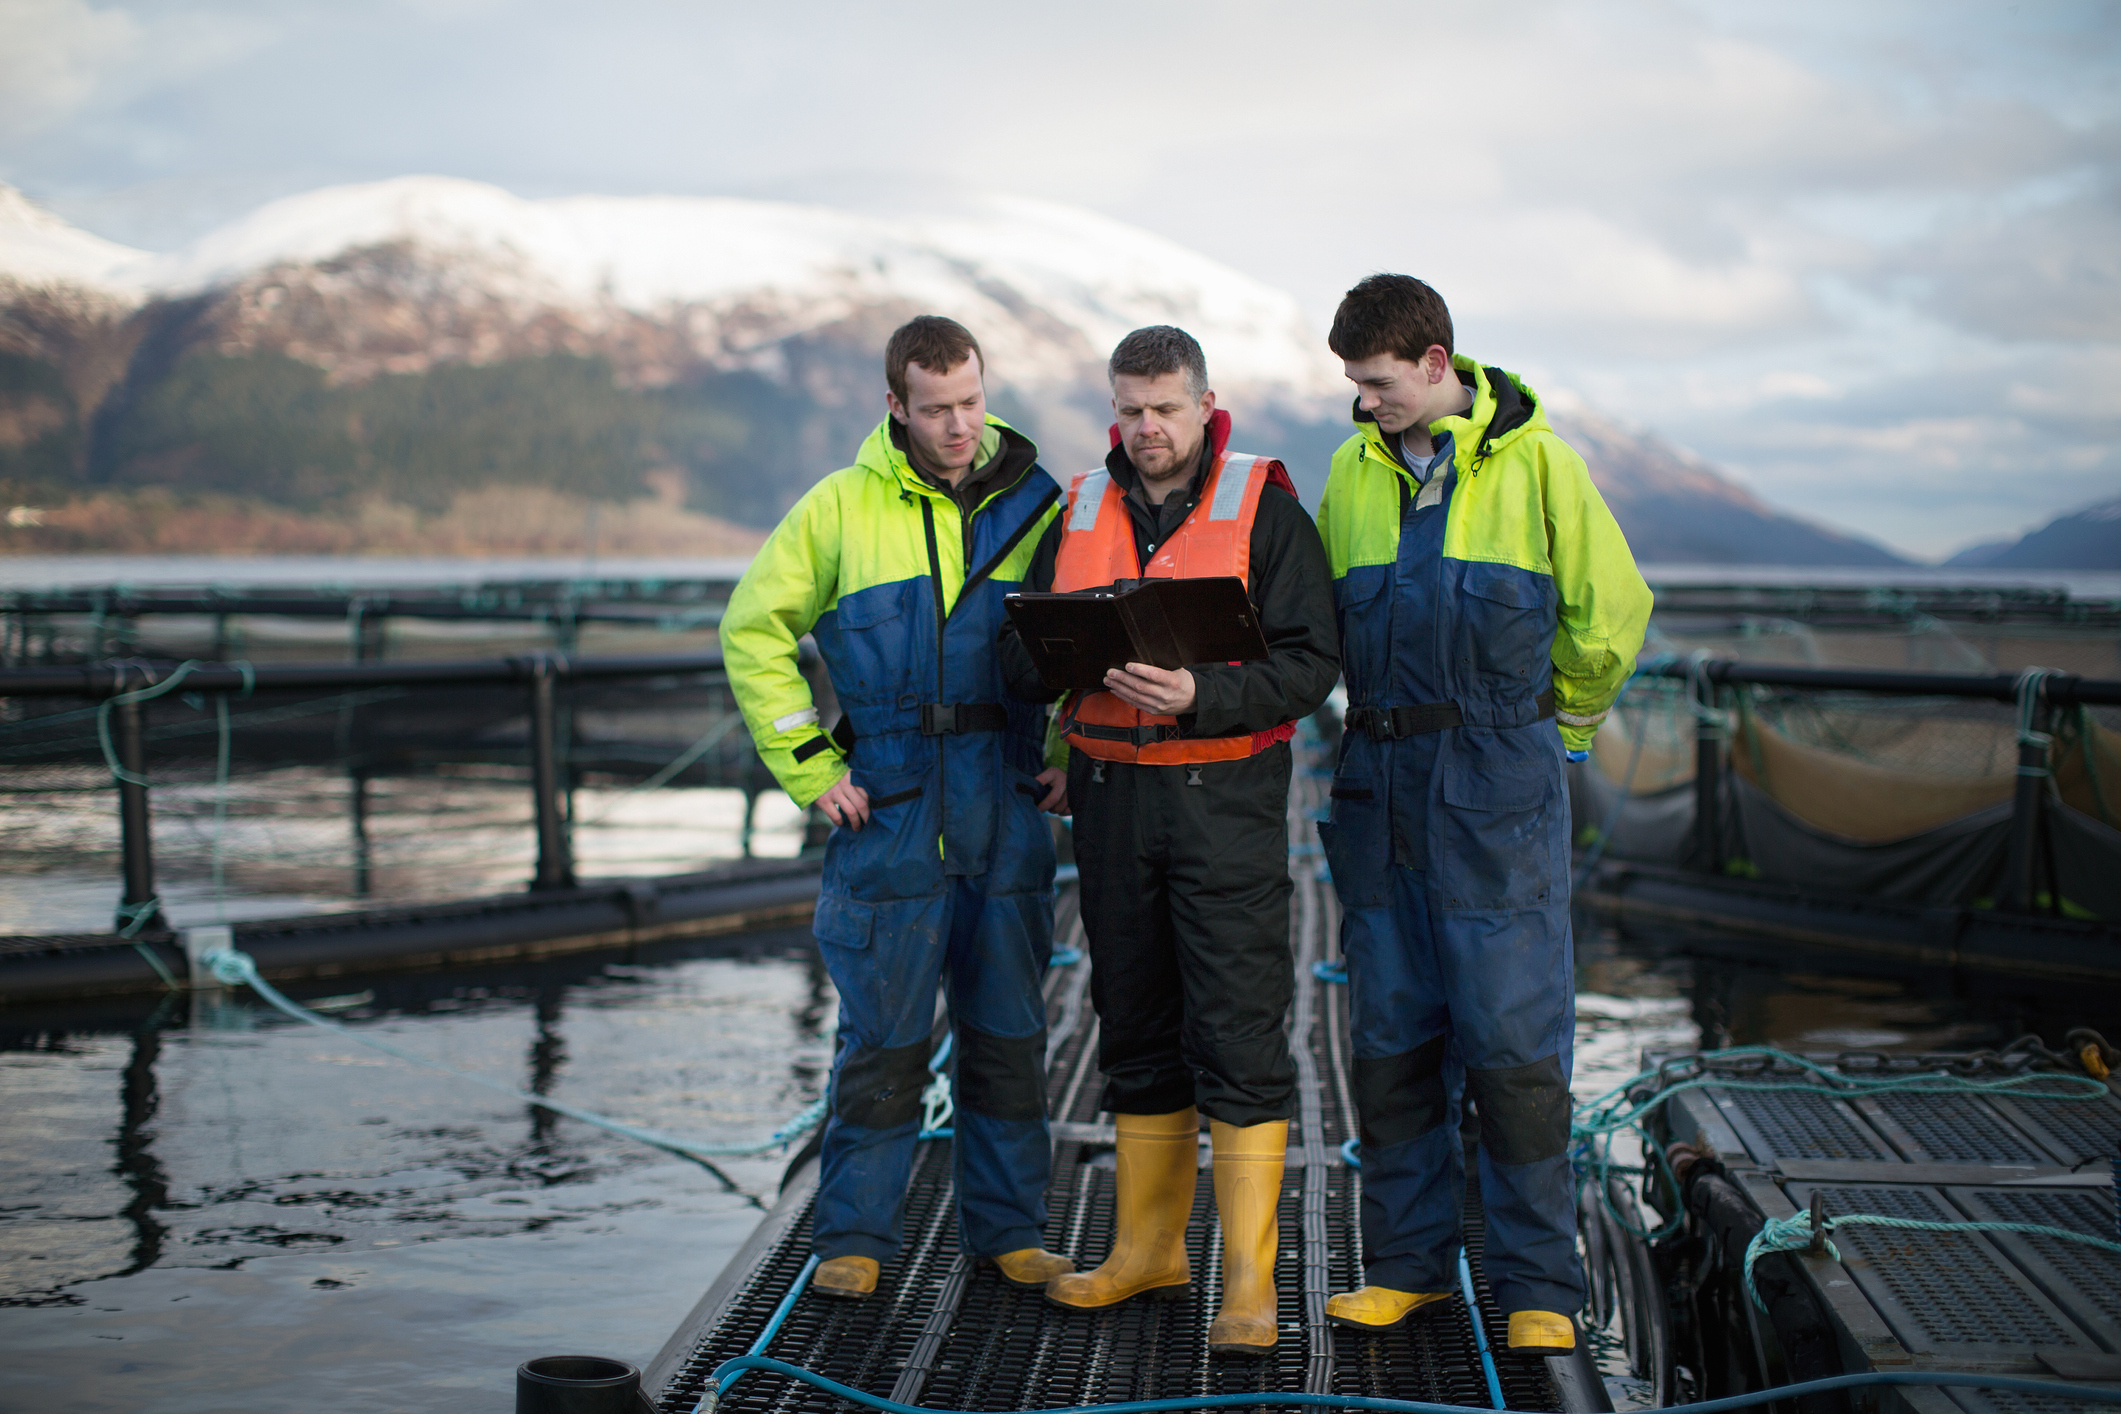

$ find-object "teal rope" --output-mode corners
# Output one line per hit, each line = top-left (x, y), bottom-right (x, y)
(95, 660), (212, 786)
(119, 904), (179, 989)
(695, 1355), (2121, 1414)
(1744, 1208), (2121, 1312)
(202, 947), (829, 1160)
(698, 1253), (822, 1411)
(1454, 1248), (1505, 1410)
(578, 710), (747, 827)
(1569, 1046), (2104, 1243)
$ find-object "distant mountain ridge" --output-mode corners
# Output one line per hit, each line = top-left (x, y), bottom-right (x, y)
(1946, 494), (2121, 570)
(1, 176), (1904, 564)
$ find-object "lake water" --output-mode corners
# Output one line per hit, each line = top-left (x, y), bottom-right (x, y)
(5, 905), (2113, 1413)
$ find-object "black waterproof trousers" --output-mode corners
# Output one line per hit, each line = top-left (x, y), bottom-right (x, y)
(1069, 741), (1297, 1126)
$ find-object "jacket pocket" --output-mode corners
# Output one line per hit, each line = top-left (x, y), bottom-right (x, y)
(1456, 560), (1553, 693)
(813, 892), (874, 950)
(1436, 759), (1557, 911)
(1317, 767), (1388, 907)
(828, 583), (914, 712)
(823, 765), (940, 901)
(1332, 568), (1391, 705)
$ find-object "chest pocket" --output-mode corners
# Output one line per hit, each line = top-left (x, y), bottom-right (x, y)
(831, 587), (914, 709)
(1333, 568), (1391, 705)
(1456, 561), (1554, 694)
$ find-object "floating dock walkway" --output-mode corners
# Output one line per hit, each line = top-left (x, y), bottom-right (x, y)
(642, 766), (1605, 1414)
(1641, 1046), (2121, 1414)
(636, 752), (2121, 1414)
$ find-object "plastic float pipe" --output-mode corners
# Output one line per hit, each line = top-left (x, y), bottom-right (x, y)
(1, 584), (744, 622)
(1630, 659), (2121, 705)
(515, 1354), (656, 1413)
(0, 650), (765, 698)
(687, 1355), (2121, 1414)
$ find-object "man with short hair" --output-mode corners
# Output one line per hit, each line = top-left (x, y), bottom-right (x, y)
(1313, 275), (1650, 1350)
(1001, 325), (1339, 1356)
(723, 315), (1074, 1300)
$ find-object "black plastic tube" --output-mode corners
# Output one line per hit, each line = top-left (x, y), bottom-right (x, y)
(1632, 660), (2121, 706)
(0, 652), (748, 699)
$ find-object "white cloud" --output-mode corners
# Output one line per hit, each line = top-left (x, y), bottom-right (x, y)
(0, 0), (138, 137)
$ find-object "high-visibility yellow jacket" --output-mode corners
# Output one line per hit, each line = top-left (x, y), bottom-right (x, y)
(1316, 358), (1650, 755)
(1314, 358), (1650, 914)
(721, 415), (1062, 889)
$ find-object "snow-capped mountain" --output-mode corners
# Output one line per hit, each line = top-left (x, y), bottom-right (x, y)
(4, 176), (1342, 405)
(0, 184), (156, 298)
(0, 177), (1906, 563)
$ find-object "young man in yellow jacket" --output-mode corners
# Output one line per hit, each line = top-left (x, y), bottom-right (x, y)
(722, 317), (1073, 1300)
(1313, 276), (1650, 1350)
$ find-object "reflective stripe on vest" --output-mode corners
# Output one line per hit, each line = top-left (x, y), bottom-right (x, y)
(1052, 452), (1295, 765)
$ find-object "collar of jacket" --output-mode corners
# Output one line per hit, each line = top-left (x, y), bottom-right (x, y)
(864, 417), (1026, 504)
(1350, 356), (1542, 481)
(1101, 406), (1233, 499)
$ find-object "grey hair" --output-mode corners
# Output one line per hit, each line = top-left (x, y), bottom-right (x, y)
(1107, 325), (1208, 402)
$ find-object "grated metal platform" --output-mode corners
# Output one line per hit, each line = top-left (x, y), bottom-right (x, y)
(644, 766), (1589, 1413)
(1650, 1051), (2121, 1414)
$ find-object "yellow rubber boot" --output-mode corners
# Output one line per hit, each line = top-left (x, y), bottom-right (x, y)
(990, 1247), (1074, 1288)
(1046, 1108), (1199, 1309)
(1206, 1118), (1288, 1356)
(1324, 1286), (1454, 1330)
(1507, 1310), (1576, 1350)
(813, 1255), (879, 1300)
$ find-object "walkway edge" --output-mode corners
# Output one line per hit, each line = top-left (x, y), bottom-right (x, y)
(645, 1156), (823, 1403)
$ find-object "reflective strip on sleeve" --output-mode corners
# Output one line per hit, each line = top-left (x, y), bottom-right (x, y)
(1555, 706), (1609, 727)
(773, 707), (820, 732)
(1207, 454), (1255, 521)
(1069, 471), (1109, 532)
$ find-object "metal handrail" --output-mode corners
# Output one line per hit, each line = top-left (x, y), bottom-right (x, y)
(0, 651), (736, 699)
(0, 649), (814, 930)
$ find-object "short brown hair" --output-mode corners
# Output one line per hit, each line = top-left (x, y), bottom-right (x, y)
(886, 315), (984, 404)
(1328, 274), (1453, 364)
(1108, 325), (1208, 401)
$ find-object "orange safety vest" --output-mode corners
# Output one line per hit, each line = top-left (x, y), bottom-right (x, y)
(1052, 450), (1299, 765)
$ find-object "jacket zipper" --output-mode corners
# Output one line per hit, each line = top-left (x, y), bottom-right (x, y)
(920, 496), (949, 860)
(911, 448), (1062, 862)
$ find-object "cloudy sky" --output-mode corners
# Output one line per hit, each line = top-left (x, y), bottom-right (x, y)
(4, 0), (2116, 559)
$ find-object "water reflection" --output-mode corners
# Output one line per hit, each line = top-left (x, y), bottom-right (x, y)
(115, 1016), (174, 1281)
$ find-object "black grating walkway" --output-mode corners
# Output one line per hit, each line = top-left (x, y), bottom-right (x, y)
(645, 764), (1575, 1414)
(1653, 1048), (2121, 1414)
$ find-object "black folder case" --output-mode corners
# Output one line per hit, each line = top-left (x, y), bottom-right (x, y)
(1005, 577), (1270, 692)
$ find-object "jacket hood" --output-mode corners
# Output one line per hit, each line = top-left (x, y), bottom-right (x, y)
(1352, 357), (1548, 473)
(856, 414), (1031, 496)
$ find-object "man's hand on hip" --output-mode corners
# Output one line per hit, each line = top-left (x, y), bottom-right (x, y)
(815, 773), (870, 830)
(1104, 663), (1196, 716)
(1035, 765), (1070, 815)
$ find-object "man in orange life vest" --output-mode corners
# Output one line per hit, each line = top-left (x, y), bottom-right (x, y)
(1001, 325), (1340, 1356)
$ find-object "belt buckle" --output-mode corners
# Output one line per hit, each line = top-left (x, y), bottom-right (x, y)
(921, 703), (957, 735)
(1365, 710), (1400, 742)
